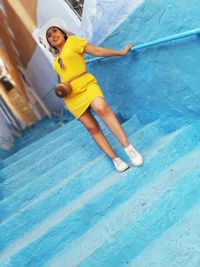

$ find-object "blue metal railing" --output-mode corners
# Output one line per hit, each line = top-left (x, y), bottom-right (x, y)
(86, 28), (200, 64)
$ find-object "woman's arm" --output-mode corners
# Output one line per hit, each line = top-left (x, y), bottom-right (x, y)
(84, 43), (133, 57)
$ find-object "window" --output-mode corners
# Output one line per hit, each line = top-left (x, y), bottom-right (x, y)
(64, 0), (84, 20)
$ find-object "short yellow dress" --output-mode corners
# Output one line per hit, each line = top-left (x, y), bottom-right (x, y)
(53, 35), (104, 119)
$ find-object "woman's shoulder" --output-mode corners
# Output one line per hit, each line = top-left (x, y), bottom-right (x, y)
(68, 35), (88, 53)
(68, 35), (84, 39)
(68, 35), (87, 43)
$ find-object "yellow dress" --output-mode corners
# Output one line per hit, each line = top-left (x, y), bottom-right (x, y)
(53, 35), (104, 119)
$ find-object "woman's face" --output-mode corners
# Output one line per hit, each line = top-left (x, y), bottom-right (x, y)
(46, 27), (66, 49)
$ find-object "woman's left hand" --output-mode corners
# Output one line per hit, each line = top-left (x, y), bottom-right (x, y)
(121, 44), (133, 56)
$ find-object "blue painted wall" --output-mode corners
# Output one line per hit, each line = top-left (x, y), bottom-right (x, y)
(88, 0), (200, 124)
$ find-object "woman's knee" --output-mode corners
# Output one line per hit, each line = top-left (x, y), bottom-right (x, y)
(86, 122), (100, 135)
(94, 103), (111, 117)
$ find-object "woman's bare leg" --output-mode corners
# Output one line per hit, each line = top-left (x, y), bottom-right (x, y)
(91, 97), (129, 147)
(78, 109), (117, 159)
(90, 97), (143, 167)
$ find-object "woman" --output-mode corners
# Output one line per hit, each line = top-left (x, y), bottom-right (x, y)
(40, 18), (143, 172)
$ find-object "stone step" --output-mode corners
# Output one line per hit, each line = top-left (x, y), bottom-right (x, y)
(0, 119), (163, 248)
(1, 123), (199, 266)
(0, 112), (125, 181)
(75, 156), (200, 267)
(1, 118), (79, 170)
(0, 115), (141, 214)
(128, 202), (200, 267)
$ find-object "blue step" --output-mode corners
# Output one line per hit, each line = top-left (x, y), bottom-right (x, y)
(14, 120), (59, 147)
(0, 115), (113, 182)
(75, 160), (200, 267)
(0, 148), (17, 162)
(0, 115), (65, 164)
(13, 114), (72, 150)
(0, 114), (139, 200)
(0, 120), (98, 183)
(0, 118), (162, 248)
(1, 119), (78, 170)
(0, 113), (124, 177)
(0, 115), (142, 220)
(128, 203), (200, 267)
(0, 122), (199, 266)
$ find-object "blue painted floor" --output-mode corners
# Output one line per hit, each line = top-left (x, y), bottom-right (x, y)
(0, 113), (200, 267)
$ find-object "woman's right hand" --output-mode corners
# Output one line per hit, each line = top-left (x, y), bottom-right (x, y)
(121, 44), (133, 56)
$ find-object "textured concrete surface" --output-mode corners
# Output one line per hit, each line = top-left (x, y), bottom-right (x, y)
(88, 0), (200, 124)
(0, 113), (200, 266)
(0, 112), (72, 161)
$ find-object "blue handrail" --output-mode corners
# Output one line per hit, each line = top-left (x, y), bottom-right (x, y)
(86, 28), (200, 64)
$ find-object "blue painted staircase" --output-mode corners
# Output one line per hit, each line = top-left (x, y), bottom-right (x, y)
(0, 113), (200, 267)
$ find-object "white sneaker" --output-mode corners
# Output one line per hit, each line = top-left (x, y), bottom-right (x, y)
(112, 157), (129, 172)
(124, 144), (144, 167)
